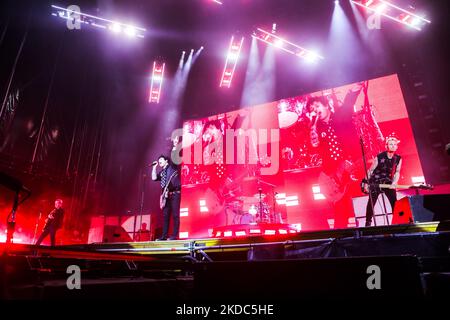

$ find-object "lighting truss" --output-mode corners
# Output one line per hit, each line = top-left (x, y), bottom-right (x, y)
(252, 27), (324, 61)
(350, 0), (431, 31)
(149, 61), (165, 103)
(219, 36), (244, 88)
(51, 5), (146, 38)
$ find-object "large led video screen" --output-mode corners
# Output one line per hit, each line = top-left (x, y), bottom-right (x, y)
(177, 74), (424, 238)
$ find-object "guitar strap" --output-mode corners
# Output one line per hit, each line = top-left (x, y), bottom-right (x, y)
(162, 170), (178, 195)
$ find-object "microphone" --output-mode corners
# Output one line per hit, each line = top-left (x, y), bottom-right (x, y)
(149, 161), (158, 167)
(312, 114), (319, 127)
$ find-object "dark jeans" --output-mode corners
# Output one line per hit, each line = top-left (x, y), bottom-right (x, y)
(365, 187), (397, 226)
(35, 225), (58, 246)
(161, 193), (181, 239)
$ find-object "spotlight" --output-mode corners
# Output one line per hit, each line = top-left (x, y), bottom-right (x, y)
(275, 39), (284, 48)
(304, 51), (320, 63)
(334, 0), (339, 5)
(110, 22), (122, 33)
(124, 26), (136, 37)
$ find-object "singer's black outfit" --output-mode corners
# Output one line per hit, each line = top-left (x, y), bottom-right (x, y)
(154, 165), (181, 240)
(365, 151), (401, 226)
(35, 208), (64, 246)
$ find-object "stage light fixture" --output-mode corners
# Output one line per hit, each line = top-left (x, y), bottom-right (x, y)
(51, 5), (146, 38)
(220, 35), (244, 88)
(350, 0), (430, 31)
(252, 27), (324, 61)
(149, 61), (165, 103)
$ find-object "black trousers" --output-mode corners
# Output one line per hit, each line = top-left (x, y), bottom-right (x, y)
(365, 187), (397, 226)
(161, 193), (181, 239)
(35, 225), (58, 246)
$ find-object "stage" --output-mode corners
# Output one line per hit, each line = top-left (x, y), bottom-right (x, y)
(1, 221), (449, 300)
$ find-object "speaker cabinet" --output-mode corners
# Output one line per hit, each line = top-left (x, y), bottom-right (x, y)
(392, 194), (450, 224)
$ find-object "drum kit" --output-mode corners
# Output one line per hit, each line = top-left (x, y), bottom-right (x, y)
(224, 177), (280, 225)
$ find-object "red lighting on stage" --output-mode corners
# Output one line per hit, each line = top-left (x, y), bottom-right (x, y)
(351, 0), (431, 31)
(212, 224), (299, 239)
(180, 208), (189, 217)
(224, 231), (233, 237)
(312, 185), (326, 200)
(220, 35), (244, 88)
(179, 232), (189, 239)
(252, 27), (324, 61)
(149, 61), (165, 103)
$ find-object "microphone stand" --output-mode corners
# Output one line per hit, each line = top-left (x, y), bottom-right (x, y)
(32, 211), (42, 244)
(360, 137), (376, 227)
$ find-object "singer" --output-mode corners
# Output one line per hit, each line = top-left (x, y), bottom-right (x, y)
(151, 155), (181, 240)
(306, 83), (366, 228)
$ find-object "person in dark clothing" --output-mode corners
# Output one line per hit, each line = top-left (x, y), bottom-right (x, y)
(307, 82), (365, 228)
(151, 155), (181, 240)
(363, 135), (402, 227)
(35, 199), (64, 246)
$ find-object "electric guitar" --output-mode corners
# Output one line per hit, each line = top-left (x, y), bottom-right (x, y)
(318, 159), (357, 203)
(160, 171), (179, 209)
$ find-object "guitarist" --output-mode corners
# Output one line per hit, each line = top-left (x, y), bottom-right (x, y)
(152, 155), (181, 240)
(35, 199), (64, 246)
(363, 135), (402, 227)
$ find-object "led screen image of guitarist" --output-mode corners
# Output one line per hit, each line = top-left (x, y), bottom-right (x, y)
(152, 155), (181, 240)
(35, 199), (64, 246)
(307, 82), (366, 228)
(363, 135), (402, 227)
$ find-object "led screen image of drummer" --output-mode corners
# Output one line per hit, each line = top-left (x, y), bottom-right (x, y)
(178, 74), (424, 238)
